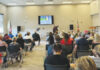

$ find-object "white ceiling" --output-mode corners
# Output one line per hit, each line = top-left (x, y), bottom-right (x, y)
(0, 0), (92, 6)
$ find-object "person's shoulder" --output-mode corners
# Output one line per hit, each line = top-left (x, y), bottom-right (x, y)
(61, 55), (68, 59)
(61, 56), (69, 62)
(2, 41), (7, 44)
(46, 55), (54, 60)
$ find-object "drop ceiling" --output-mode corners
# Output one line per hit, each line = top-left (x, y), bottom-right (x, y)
(0, 0), (92, 6)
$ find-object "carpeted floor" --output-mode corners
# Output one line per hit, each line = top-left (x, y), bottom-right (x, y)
(0, 41), (46, 70)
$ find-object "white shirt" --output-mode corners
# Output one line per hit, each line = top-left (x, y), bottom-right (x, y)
(24, 35), (33, 40)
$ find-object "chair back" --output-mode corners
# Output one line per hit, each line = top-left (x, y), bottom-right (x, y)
(8, 43), (20, 53)
(62, 45), (73, 56)
(45, 64), (68, 70)
(24, 39), (31, 43)
(77, 50), (91, 58)
(88, 40), (93, 45)
(0, 46), (6, 52)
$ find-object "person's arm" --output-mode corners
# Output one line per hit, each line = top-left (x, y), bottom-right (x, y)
(70, 63), (76, 69)
(65, 58), (70, 70)
(92, 49), (99, 57)
(3, 41), (8, 47)
(73, 44), (77, 52)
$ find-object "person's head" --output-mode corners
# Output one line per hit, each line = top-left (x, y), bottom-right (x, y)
(18, 33), (22, 38)
(64, 33), (70, 41)
(55, 35), (61, 43)
(0, 35), (3, 40)
(13, 37), (17, 42)
(49, 32), (53, 36)
(27, 32), (30, 36)
(81, 33), (85, 38)
(75, 56), (97, 70)
(4, 34), (8, 36)
(62, 32), (65, 37)
(9, 32), (12, 34)
(53, 43), (62, 55)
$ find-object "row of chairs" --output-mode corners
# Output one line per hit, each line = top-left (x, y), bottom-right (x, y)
(0, 39), (33, 67)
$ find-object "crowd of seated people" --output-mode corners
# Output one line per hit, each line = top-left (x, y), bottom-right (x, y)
(45, 30), (100, 70)
(0, 29), (100, 70)
(0, 31), (38, 67)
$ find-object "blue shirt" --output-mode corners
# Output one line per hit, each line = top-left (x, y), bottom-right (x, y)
(8, 34), (14, 38)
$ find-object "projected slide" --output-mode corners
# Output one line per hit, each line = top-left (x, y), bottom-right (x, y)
(40, 16), (53, 25)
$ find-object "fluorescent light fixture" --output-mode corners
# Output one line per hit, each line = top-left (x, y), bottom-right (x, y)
(81, 1), (90, 3)
(26, 2), (35, 5)
(45, 2), (53, 4)
(7, 3), (17, 5)
(62, 1), (72, 4)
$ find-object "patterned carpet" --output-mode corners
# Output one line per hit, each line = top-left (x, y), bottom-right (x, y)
(0, 41), (46, 70)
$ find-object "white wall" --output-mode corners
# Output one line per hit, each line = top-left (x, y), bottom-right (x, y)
(8, 4), (92, 37)
(90, 0), (100, 34)
(0, 4), (8, 34)
(90, 0), (99, 15)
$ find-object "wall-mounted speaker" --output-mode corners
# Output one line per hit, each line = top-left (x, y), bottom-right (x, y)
(70, 24), (74, 30)
(17, 26), (21, 32)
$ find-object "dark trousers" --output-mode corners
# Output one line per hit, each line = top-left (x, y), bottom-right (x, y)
(30, 42), (35, 51)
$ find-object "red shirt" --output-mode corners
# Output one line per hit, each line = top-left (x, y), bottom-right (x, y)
(60, 38), (73, 45)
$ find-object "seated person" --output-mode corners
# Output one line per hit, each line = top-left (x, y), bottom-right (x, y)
(0, 35), (8, 64)
(17, 33), (24, 49)
(0, 35), (8, 51)
(73, 34), (89, 57)
(9, 37), (22, 53)
(71, 56), (97, 70)
(24, 32), (32, 52)
(8, 37), (22, 61)
(8, 32), (14, 39)
(92, 45), (100, 57)
(60, 32), (73, 46)
(32, 32), (41, 45)
(74, 34), (89, 51)
(44, 43), (70, 70)
(92, 34), (100, 48)
(60, 33), (73, 56)
(5, 36), (12, 46)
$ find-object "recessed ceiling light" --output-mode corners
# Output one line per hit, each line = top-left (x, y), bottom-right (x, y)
(7, 3), (17, 5)
(44, 2), (53, 4)
(81, 1), (90, 3)
(26, 2), (35, 5)
(62, 1), (72, 4)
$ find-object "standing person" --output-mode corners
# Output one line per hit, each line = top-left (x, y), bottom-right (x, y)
(32, 32), (41, 45)
(48, 32), (54, 45)
(47, 32), (55, 56)
(8, 32), (14, 38)
(17, 33), (24, 49)
(53, 25), (59, 34)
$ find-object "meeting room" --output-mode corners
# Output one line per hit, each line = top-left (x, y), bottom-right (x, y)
(0, 0), (100, 70)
